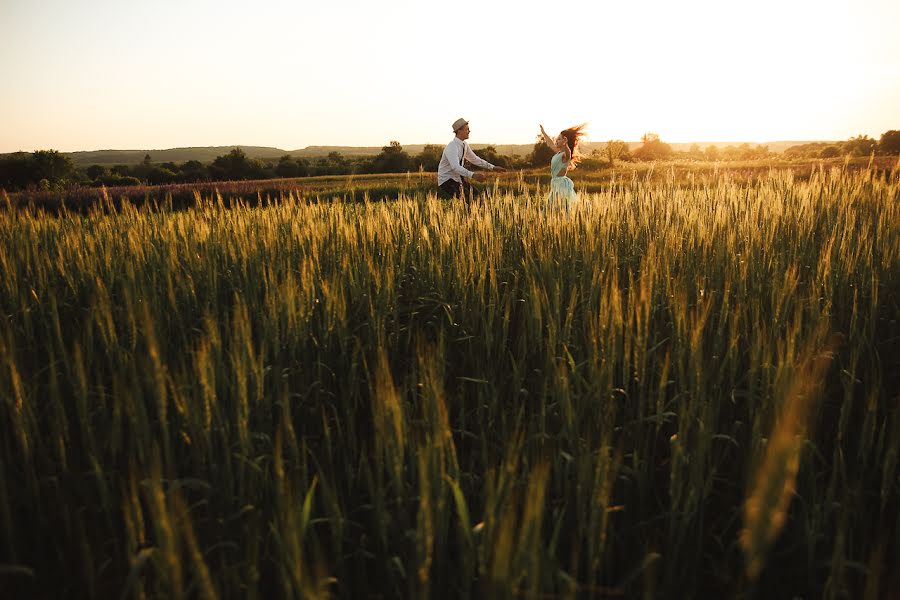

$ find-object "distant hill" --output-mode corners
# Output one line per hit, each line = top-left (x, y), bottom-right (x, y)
(665, 141), (829, 154)
(46, 141), (824, 167)
(65, 146), (290, 167)
(61, 144), (541, 166)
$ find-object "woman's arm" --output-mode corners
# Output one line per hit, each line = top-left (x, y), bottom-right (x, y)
(539, 124), (560, 151)
(560, 139), (572, 163)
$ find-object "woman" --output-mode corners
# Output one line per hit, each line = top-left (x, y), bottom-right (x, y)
(539, 123), (586, 208)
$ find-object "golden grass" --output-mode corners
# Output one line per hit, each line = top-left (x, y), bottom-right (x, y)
(0, 164), (897, 597)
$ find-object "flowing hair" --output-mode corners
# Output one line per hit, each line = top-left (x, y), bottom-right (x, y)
(561, 123), (588, 168)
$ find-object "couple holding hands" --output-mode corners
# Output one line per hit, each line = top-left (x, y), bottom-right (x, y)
(437, 117), (586, 207)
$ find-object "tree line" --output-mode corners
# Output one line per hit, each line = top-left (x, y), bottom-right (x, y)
(2, 130), (898, 192)
(782, 131), (900, 159)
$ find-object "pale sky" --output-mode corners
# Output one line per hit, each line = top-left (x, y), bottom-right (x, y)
(1, 0), (899, 152)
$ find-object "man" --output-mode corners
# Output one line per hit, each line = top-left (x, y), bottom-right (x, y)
(437, 118), (504, 200)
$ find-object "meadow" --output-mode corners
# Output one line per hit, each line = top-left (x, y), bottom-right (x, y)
(1, 161), (898, 598)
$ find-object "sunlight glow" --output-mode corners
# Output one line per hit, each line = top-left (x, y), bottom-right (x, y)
(0, 0), (897, 151)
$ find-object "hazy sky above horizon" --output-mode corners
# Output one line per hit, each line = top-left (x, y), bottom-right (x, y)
(2, 0), (899, 153)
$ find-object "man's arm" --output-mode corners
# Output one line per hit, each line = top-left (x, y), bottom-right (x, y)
(464, 145), (506, 172)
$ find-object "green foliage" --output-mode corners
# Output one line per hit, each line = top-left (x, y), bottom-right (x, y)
(472, 145), (508, 168)
(324, 151), (351, 175)
(604, 140), (630, 166)
(208, 147), (266, 181)
(843, 134), (877, 157)
(414, 144), (443, 172)
(633, 132), (673, 161)
(32, 150), (75, 181)
(275, 154), (309, 178)
(145, 166), (178, 185)
(98, 174), (142, 187)
(878, 130), (900, 155)
(720, 143), (771, 161)
(786, 131), (898, 158)
(784, 142), (830, 158)
(0, 152), (37, 188)
(529, 134), (556, 167)
(213, 147), (250, 179)
(0, 150), (74, 189)
(85, 164), (109, 181)
(369, 141), (412, 173)
(180, 159), (208, 182)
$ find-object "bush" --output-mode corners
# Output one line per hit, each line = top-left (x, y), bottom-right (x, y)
(878, 130), (900, 155)
(97, 174), (142, 187)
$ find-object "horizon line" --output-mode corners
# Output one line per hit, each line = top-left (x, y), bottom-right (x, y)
(2, 138), (845, 155)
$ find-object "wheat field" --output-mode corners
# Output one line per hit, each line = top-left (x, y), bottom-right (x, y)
(1, 164), (898, 598)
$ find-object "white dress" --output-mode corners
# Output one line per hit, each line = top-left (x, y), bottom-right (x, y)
(548, 152), (577, 208)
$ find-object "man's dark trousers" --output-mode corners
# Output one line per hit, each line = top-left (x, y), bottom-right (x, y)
(438, 178), (477, 201)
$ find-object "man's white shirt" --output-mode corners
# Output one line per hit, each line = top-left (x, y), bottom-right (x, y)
(437, 137), (495, 185)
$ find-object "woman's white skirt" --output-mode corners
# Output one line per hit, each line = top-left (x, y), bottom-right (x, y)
(548, 175), (577, 209)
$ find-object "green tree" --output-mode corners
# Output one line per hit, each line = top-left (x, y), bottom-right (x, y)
(247, 157), (267, 180)
(604, 140), (630, 166)
(371, 141), (412, 173)
(145, 166), (177, 185)
(722, 143), (768, 161)
(211, 148), (252, 180)
(722, 145), (740, 161)
(783, 142), (830, 158)
(99, 174), (142, 187)
(843, 135), (876, 157)
(275, 155), (308, 178)
(180, 160), (208, 182)
(878, 130), (900, 155)
(529, 134), (556, 167)
(632, 133), (673, 161)
(0, 152), (35, 189)
(473, 145), (508, 168)
(327, 151), (351, 175)
(752, 144), (771, 160)
(32, 150), (75, 182)
(86, 165), (108, 180)
(414, 144), (443, 172)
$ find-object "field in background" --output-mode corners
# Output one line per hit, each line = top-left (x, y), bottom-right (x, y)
(55, 141), (824, 168)
(6, 155), (898, 213)
(1, 163), (898, 598)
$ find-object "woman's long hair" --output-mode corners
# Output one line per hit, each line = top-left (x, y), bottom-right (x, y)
(561, 123), (587, 167)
